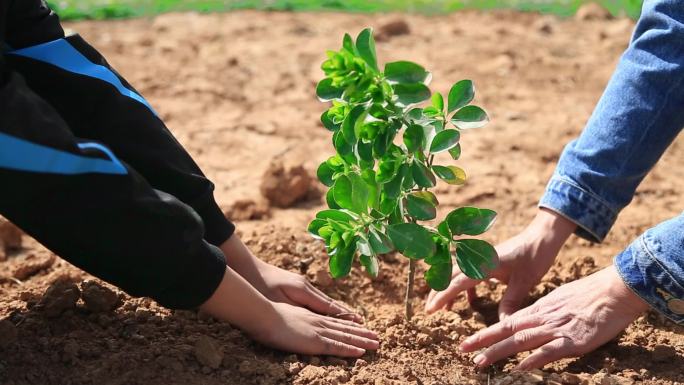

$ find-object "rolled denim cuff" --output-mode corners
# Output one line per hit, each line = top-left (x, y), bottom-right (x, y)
(538, 176), (617, 243)
(614, 232), (684, 325)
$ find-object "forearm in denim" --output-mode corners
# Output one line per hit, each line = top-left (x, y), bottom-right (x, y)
(541, 0), (684, 241)
(614, 213), (684, 324)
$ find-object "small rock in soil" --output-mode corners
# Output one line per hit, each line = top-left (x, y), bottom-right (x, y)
(376, 19), (410, 41)
(39, 278), (81, 317)
(651, 344), (677, 362)
(0, 218), (23, 261)
(223, 199), (271, 220)
(81, 280), (121, 313)
(560, 372), (582, 385)
(12, 253), (55, 280)
(575, 3), (612, 21)
(0, 319), (18, 348)
(260, 161), (314, 208)
(194, 335), (224, 369)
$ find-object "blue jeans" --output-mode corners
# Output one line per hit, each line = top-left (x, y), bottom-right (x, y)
(539, 0), (684, 323)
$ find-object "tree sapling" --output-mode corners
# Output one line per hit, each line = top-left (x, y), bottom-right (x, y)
(308, 28), (499, 320)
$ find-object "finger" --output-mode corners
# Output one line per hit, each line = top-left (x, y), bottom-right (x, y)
(323, 319), (379, 341)
(472, 326), (553, 367)
(288, 283), (362, 323)
(425, 273), (480, 313)
(319, 335), (366, 357)
(466, 287), (477, 305)
(498, 272), (533, 321)
(319, 328), (380, 351)
(460, 313), (542, 352)
(515, 338), (575, 370)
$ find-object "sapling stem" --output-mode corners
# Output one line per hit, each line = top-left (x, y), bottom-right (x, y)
(405, 258), (416, 321)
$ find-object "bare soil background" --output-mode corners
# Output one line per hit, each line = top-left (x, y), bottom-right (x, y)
(0, 8), (683, 385)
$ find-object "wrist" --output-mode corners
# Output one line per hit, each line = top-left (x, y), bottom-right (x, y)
(199, 266), (275, 335)
(529, 208), (577, 246)
(608, 265), (651, 316)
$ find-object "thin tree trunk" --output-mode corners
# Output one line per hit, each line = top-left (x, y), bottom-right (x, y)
(405, 258), (416, 321)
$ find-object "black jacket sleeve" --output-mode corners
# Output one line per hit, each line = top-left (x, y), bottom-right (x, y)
(0, 1), (229, 309)
(3, 0), (235, 246)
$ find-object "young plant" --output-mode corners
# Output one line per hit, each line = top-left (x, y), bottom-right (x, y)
(308, 28), (499, 320)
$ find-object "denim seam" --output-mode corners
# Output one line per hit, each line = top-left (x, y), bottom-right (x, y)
(613, 254), (682, 325)
(552, 175), (619, 217)
(640, 234), (684, 293)
(537, 204), (603, 243)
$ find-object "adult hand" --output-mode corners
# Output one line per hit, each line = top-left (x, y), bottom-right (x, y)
(425, 208), (577, 319)
(221, 234), (362, 322)
(460, 265), (649, 370)
(201, 267), (379, 357)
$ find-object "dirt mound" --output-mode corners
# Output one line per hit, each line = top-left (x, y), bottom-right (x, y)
(0, 9), (682, 385)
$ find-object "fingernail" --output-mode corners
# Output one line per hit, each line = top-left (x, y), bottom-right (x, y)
(473, 354), (485, 366)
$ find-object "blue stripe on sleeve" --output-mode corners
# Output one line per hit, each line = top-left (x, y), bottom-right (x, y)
(7, 38), (157, 116)
(0, 132), (127, 175)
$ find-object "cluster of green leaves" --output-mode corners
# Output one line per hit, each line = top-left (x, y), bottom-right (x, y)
(309, 28), (498, 291)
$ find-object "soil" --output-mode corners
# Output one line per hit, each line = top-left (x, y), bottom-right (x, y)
(1, 7), (683, 385)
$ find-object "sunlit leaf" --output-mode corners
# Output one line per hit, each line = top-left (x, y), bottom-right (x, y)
(451, 106), (489, 129)
(455, 239), (498, 280)
(446, 207), (497, 236)
(387, 223), (435, 259)
(447, 80), (474, 113)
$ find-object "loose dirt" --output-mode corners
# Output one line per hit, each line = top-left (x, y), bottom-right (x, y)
(0, 8), (682, 385)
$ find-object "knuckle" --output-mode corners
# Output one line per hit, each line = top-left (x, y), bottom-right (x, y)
(513, 330), (533, 345)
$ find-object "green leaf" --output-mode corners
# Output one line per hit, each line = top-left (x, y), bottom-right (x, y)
(318, 225), (333, 240)
(379, 195), (398, 215)
(317, 162), (335, 187)
(437, 220), (451, 238)
(383, 163), (405, 199)
(342, 105), (365, 144)
(429, 129), (460, 153)
(455, 239), (498, 280)
(357, 140), (374, 163)
(326, 188), (341, 209)
(308, 218), (327, 238)
(369, 227), (394, 254)
(431, 92), (444, 111)
(403, 124), (425, 153)
(359, 254), (379, 278)
(384, 61), (430, 84)
(406, 192), (437, 221)
(330, 242), (357, 278)
(355, 28), (378, 72)
(333, 131), (357, 165)
(425, 262), (452, 291)
(393, 83), (431, 106)
(411, 160), (436, 188)
(446, 207), (497, 236)
(448, 143), (462, 160)
(451, 106), (489, 129)
(447, 80), (474, 113)
(316, 209), (355, 223)
(316, 78), (343, 101)
(432, 165), (466, 185)
(321, 110), (339, 132)
(333, 174), (368, 213)
(425, 238), (451, 265)
(387, 223), (436, 259)
(376, 159), (400, 184)
(342, 33), (356, 54)
(361, 169), (379, 209)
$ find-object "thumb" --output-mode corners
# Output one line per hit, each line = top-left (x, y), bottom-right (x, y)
(498, 272), (533, 320)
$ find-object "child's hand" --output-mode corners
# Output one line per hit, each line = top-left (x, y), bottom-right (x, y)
(254, 301), (379, 357)
(221, 234), (363, 322)
(200, 267), (379, 357)
(258, 263), (363, 322)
